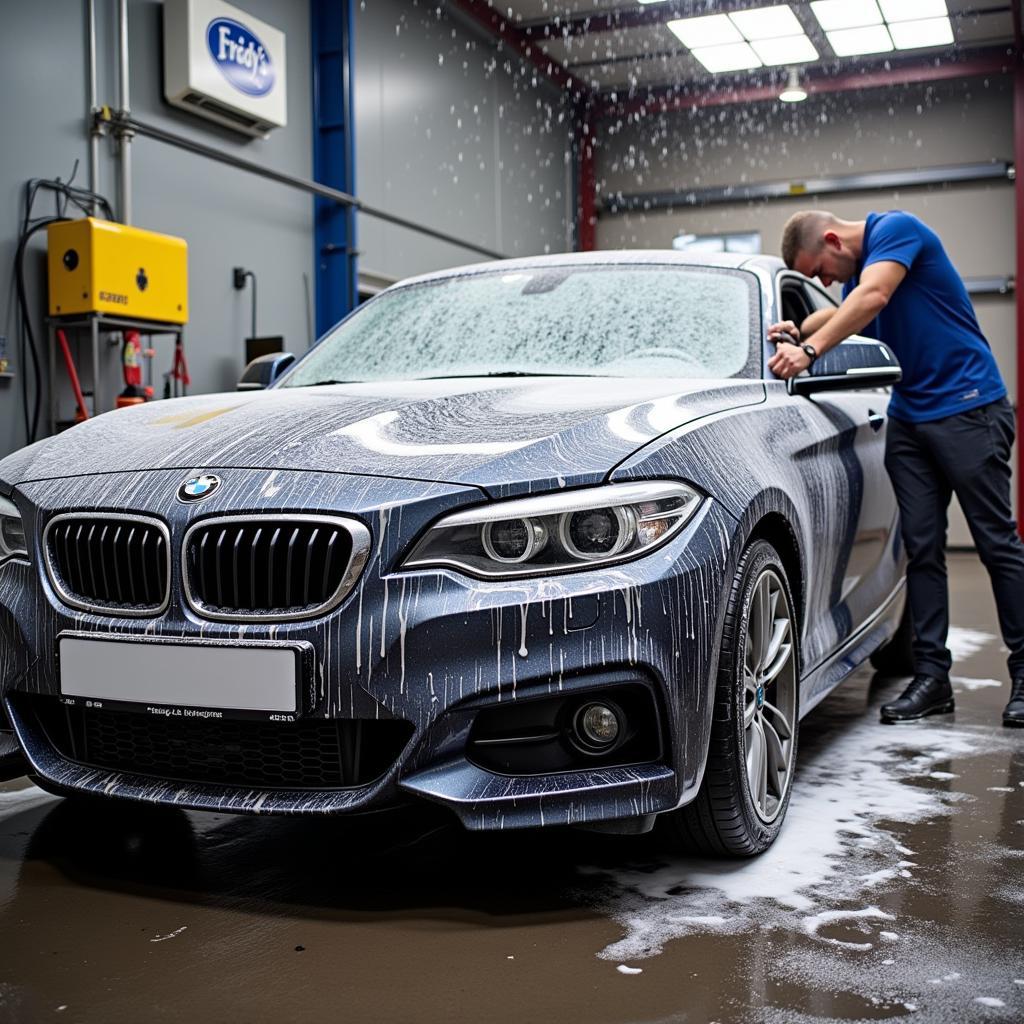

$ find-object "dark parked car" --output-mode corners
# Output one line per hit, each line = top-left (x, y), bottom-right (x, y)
(0, 252), (908, 855)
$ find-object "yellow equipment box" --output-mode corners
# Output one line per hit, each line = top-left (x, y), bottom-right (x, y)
(47, 217), (188, 323)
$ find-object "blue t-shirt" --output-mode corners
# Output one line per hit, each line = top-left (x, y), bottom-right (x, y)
(842, 211), (1005, 423)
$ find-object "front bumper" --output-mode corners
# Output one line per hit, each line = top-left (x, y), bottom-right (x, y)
(0, 468), (738, 829)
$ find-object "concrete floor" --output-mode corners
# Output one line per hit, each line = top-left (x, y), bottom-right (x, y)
(0, 553), (1021, 1023)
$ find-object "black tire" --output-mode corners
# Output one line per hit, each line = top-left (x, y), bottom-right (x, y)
(662, 539), (800, 857)
(869, 595), (915, 676)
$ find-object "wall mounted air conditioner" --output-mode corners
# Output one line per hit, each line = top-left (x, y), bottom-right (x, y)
(163, 0), (287, 138)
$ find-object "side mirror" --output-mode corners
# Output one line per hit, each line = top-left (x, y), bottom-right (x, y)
(237, 352), (296, 391)
(787, 336), (901, 396)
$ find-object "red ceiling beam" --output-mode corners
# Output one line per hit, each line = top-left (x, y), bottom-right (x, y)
(597, 48), (1018, 120)
(578, 106), (597, 251)
(447, 0), (591, 98)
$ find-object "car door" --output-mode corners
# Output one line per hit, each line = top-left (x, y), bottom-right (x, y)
(778, 274), (902, 642)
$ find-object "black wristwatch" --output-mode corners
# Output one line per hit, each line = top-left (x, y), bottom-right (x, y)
(800, 343), (818, 364)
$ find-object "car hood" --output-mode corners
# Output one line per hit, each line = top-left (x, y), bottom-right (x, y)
(0, 377), (765, 495)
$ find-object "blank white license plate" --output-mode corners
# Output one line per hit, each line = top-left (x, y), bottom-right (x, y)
(58, 637), (299, 713)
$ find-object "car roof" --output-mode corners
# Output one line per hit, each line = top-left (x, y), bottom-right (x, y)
(394, 250), (785, 289)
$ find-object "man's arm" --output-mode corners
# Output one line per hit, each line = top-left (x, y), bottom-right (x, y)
(768, 261), (907, 380)
(800, 307), (836, 340)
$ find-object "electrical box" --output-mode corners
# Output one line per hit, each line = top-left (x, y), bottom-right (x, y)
(163, 0), (287, 138)
(48, 218), (189, 324)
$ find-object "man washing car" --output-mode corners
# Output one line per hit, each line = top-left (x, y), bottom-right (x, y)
(768, 209), (1024, 726)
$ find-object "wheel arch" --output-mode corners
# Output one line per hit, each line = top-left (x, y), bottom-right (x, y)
(740, 503), (806, 679)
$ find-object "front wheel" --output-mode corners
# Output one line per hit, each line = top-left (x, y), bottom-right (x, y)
(662, 539), (800, 857)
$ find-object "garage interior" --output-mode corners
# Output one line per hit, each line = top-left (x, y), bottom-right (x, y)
(1, 1), (1022, 1021)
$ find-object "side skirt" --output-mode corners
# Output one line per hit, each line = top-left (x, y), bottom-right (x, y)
(798, 581), (907, 718)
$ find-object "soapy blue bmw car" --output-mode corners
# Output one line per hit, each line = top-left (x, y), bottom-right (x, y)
(0, 251), (908, 855)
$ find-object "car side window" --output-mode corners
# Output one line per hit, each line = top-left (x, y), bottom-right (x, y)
(780, 284), (812, 325)
(804, 282), (837, 313)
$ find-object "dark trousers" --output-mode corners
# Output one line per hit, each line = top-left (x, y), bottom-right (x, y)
(884, 397), (1024, 681)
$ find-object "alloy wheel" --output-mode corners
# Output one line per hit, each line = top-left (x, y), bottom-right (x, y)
(742, 568), (797, 823)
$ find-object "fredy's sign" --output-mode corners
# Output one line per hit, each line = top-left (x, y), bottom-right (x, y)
(206, 16), (276, 97)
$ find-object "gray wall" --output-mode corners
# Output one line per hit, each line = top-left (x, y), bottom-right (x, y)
(354, 0), (573, 283)
(594, 77), (1017, 544)
(0, 0), (573, 459)
(0, 0), (315, 458)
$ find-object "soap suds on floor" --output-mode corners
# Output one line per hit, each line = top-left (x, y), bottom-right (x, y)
(947, 627), (998, 660)
(952, 676), (1003, 691)
(0, 784), (58, 819)
(586, 718), (1010, 962)
(581, 626), (1022, 1021)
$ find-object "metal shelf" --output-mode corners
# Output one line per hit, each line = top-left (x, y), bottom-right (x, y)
(47, 316), (186, 436)
(47, 313), (185, 334)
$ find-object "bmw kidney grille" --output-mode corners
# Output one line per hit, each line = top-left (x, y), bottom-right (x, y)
(182, 514), (371, 622)
(44, 513), (171, 616)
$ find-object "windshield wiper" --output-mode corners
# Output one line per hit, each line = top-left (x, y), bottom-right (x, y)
(414, 371), (605, 380)
(293, 378), (357, 386)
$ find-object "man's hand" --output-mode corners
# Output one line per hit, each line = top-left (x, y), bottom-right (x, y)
(767, 319), (810, 379)
(768, 338), (812, 380)
(767, 320), (801, 347)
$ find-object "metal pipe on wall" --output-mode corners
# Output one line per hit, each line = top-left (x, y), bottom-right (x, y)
(604, 162), (1014, 214)
(104, 112), (505, 260)
(87, 0), (100, 213)
(117, 0), (132, 224)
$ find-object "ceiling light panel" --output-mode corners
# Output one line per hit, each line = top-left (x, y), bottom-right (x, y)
(888, 16), (954, 48)
(666, 15), (743, 49)
(809, 0), (883, 32)
(826, 24), (894, 56)
(728, 5), (804, 41)
(878, 0), (947, 22)
(751, 34), (819, 65)
(690, 42), (763, 73)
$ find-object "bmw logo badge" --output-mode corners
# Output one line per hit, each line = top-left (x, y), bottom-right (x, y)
(177, 474), (221, 503)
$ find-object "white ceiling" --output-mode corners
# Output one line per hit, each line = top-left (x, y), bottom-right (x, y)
(495, 1), (1015, 92)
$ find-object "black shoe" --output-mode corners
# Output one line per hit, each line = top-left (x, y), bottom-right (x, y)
(880, 674), (954, 723)
(1003, 676), (1024, 728)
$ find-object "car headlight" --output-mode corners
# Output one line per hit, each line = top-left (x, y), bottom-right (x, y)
(403, 481), (702, 579)
(0, 496), (28, 564)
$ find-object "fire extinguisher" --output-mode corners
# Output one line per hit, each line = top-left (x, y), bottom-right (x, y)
(117, 330), (148, 408)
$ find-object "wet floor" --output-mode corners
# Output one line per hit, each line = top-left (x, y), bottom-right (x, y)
(1, 554), (1022, 1023)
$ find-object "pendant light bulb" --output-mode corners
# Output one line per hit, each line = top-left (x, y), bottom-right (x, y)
(779, 67), (808, 103)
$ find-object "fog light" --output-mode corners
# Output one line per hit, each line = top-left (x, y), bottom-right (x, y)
(573, 701), (622, 753)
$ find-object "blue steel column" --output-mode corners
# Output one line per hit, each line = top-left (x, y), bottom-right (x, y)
(311, 0), (357, 337)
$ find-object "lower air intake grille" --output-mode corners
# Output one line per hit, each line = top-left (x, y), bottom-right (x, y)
(34, 700), (413, 791)
(183, 514), (370, 622)
(44, 514), (170, 615)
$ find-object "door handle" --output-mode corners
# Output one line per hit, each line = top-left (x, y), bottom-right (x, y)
(868, 410), (885, 432)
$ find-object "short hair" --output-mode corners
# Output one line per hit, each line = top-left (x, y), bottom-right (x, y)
(780, 210), (836, 268)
